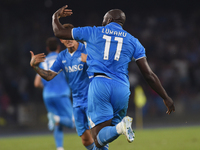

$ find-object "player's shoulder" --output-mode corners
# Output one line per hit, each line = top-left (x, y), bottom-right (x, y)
(45, 52), (57, 61)
(58, 48), (68, 56)
(59, 49), (67, 56)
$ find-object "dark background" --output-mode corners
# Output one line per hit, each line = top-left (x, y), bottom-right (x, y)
(0, 0), (200, 135)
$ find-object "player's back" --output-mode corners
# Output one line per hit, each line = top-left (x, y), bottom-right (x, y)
(40, 52), (71, 99)
(73, 22), (145, 87)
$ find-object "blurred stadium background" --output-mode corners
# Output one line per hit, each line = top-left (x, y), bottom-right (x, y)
(0, 0), (200, 136)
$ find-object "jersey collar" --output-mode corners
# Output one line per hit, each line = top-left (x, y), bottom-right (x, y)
(66, 42), (84, 57)
(77, 42), (84, 51)
(107, 22), (122, 29)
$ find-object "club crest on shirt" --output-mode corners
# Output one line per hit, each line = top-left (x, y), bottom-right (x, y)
(78, 56), (81, 62)
(62, 60), (66, 63)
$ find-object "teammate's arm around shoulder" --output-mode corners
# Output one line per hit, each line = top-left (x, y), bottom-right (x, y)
(136, 57), (175, 115)
(30, 51), (57, 81)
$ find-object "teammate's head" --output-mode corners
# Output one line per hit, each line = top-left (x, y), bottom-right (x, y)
(102, 9), (126, 27)
(46, 37), (59, 52)
(60, 23), (79, 53)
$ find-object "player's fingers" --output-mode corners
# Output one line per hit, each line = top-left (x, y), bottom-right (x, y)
(30, 51), (34, 57)
(64, 5), (68, 9)
(64, 12), (73, 15)
(37, 58), (45, 62)
(63, 9), (72, 12)
(36, 53), (45, 57)
(37, 53), (45, 55)
(166, 108), (172, 115)
(172, 107), (175, 112)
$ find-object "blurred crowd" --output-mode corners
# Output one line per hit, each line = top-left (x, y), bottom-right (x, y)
(0, 2), (200, 126)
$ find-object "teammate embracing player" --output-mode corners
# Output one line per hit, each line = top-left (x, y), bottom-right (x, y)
(30, 24), (94, 150)
(51, 5), (175, 150)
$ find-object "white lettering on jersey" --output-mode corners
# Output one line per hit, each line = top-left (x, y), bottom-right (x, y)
(105, 29), (109, 34)
(118, 32), (122, 36)
(114, 31), (118, 35)
(102, 28), (127, 37)
(65, 64), (83, 72)
(109, 30), (113, 34)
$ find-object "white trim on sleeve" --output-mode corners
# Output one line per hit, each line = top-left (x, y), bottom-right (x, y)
(135, 56), (146, 61)
(71, 28), (75, 40)
(49, 69), (62, 74)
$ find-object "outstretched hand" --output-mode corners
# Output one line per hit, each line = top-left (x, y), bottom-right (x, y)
(163, 97), (175, 115)
(54, 5), (73, 18)
(30, 51), (46, 67)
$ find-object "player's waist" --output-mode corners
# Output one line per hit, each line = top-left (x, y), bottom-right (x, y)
(94, 73), (111, 79)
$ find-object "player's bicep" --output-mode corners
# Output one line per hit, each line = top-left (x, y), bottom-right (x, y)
(54, 27), (73, 40)
(50, 54), (63, 73)
(136, 57), (153, 76)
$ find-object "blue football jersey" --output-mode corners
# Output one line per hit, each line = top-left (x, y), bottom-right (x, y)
(50, 42), (90, 107)
(39, 52), (71, 99)
(72, 22), (146, 87)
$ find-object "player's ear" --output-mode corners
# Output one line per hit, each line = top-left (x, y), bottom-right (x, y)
(46, 47), (50, 53)
(60, 39), (64, 43)
(107, 18), (113, 24)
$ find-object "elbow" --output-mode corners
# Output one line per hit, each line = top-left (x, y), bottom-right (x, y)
(34, 82), (41, 88)
(46, 78), (51, 81)
(34, 84), (39, 88)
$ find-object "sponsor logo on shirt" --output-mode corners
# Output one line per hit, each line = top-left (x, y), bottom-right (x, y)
(65, 64), (83, 72)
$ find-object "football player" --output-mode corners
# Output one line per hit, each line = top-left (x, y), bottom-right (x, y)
(31, 24), (94, 150)
(51, 6), (175, 150)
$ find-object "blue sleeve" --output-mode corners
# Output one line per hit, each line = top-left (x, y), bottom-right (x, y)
(50, 53), (63, 73)
(79, 43), (87, 53)
(72, 26), (94, 42)
(132, 38), (146, 60)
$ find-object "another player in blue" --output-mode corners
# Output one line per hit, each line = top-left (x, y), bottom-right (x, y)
(30, 24), (94, 150)
(33, 37), (74, 150)
(51, 5), (176, 150)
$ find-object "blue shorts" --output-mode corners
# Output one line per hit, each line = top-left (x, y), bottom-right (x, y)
(87, 76), (130, 128)
(73, 105), (89, 136)
(44, 96), (73, 119)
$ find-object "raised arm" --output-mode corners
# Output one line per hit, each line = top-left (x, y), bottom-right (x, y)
(30, 51), (57, 81)
(136, 57), (175, 115)
(52, 5), (73, 40)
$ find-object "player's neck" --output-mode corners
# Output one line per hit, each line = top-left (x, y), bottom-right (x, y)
(68, 47), (76, 53)
(68, 42), (79, 54)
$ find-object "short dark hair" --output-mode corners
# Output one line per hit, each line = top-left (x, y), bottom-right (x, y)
(46, 37), (58, 51)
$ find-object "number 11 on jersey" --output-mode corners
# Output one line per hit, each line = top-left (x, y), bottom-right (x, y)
(103, 35), (123, 61)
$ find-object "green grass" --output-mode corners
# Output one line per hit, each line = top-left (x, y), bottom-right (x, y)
(0, 126), (200, 150)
